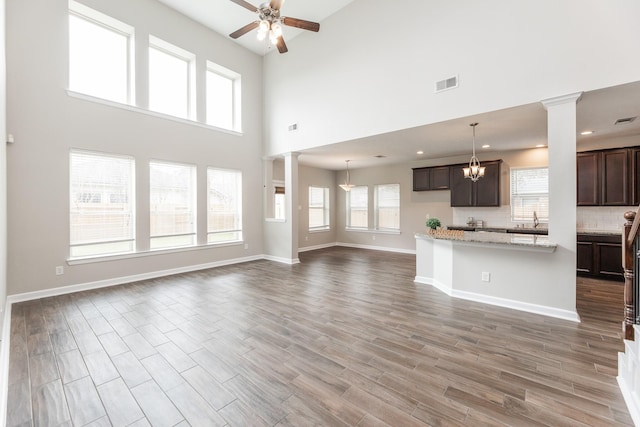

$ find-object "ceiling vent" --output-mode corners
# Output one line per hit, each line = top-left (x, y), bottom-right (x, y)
(374, 155), (386, 158)
(435, 76), (458, 93)
(614, 116), (637, 125)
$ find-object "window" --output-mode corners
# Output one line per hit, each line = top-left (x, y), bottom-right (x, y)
(150, 161), (197, 250)
(206, 62), (241, 131)
(347, 186), (368, 228)
(510, 167), (549, 222)
(274, 185), (286, 220)
(207, 168), (242, 243)
(70, 151), (135, 258)
(149, 36), (195, 119)
(309, 186), (330, 230)
(375, 184), (400, 230)
(68, 1), (134, 104)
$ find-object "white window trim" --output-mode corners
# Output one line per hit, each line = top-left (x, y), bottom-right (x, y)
(308, 186), (330, 232)
(374, 183), (401, 232)
(68, 0), (136, 105)
(207, 167), (243, 243)
(206, 60), (242, 132)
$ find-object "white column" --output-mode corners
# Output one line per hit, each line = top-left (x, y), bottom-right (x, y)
(284, 152), (300, 263)
(263, 157), (274, 219)
(542, 92), (582, 316)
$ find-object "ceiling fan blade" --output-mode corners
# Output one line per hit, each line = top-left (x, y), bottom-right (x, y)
(281, 17), (320, 32)
(270, 0), (284, 10)
(229, 21), (260, 39)
(230, 0), (258, 13)
(276, 36), (288, 54)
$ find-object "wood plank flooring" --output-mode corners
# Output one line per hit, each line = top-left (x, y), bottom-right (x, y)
(5, 247), (633, 426)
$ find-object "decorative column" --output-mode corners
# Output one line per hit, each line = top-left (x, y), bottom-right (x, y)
(541, 92), (582, 316)
(284, 152), (300, 263)
(623, 211), (636, 340)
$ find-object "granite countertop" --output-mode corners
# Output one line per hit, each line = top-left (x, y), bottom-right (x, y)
(447, 225), (549, 235)
(416, 230), (557, 251)
(576, 229), (622, 236)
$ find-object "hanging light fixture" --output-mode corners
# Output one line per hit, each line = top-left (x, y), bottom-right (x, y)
(339, 160), (355, 192)
(463, 122), (485, 182)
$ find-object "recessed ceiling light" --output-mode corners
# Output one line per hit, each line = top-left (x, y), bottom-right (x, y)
(580, 130), (594, 135)
(536, 144), (546, 148)
(417, 150), (424, 155)
(481, 144), (490, 149)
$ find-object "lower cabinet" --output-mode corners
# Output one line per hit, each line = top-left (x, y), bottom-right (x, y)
(577, 233), (623, 281)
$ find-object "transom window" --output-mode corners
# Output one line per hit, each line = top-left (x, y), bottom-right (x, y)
(510, 167), (549, 222)
(150, 161), (197, 250)
(68, 1), (134, 104)
(347, 186), (368, 229)
(375, 184), (400, 231)
(309, 186), (330, 230)
(70, 150), (135, 258)
(206, 62), (241, 131)
(207, 168), (243, 243)
(148, 36), (195, 120)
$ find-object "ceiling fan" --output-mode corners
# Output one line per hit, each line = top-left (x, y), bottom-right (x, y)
(229, 0), (320, 54)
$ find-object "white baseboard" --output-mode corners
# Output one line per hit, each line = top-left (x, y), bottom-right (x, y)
(415, 276), (580, 322)
(262, 255), (300, 265)
(336, 242), (416, 255)
(618, 362), (640, 427)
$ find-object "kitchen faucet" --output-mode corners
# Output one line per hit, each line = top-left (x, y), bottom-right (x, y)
(533, 211), (539, 228)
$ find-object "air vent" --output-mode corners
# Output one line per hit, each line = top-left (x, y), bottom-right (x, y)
(288, 123), (298, 131)
(435, 76), (458, 93)
(614, 116), (637, 125)
(374, 155), (386, 158)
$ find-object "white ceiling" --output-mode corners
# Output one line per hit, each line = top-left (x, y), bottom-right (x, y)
(155, 0), (640, 171)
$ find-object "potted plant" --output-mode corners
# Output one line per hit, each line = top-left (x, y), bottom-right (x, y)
(426, 217), (441, 230)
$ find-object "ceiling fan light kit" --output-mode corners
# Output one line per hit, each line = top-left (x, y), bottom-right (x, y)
(229, 0), (320, 54)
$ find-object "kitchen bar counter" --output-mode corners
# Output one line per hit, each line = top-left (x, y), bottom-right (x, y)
(446, 225), (549, 235)
(416, 230), (557, 252)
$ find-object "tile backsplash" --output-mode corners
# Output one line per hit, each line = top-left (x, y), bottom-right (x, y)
(452, 206), (632, 232)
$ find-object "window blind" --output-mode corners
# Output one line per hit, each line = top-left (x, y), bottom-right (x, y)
(375, 184), (400, 230)
(207, 168), (242, 243)
(510, 167), (549, 222)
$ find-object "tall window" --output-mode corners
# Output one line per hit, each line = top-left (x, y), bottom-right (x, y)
(149, 36), (195, 119)
(206, 62), (241, 131)
(511, 167), (549, 222)
(70, 151), (135, 258)
(375, 184), (400, 230)
(207, 168), (242, 243)
(347, 186), (368, 228)
(68, 1), (134, 104)
(309, 186), (330, 230)
(274, 185), (285, 220)
(150, 161), (197, 250)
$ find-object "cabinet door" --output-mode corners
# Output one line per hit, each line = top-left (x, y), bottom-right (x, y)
(576, 241), (595, 275)
(601, 149), (629, 205)
(577, 152), (600, 205)
(449, 165), (473, 206)
(412, 168), (429, 191)
(597, 242), (623, 279)
(632, 148), (640, 205)
(475, 161), (501, 207)
(429, 166), (450, 190)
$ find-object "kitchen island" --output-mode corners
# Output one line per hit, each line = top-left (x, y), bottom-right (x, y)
(415, 231), (580, 322)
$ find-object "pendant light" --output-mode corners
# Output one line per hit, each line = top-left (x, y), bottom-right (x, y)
(463, 122), (485, 182)
(339, 160), (355, 192)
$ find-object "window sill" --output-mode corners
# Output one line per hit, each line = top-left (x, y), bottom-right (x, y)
(67, 240), (244, 265)
(309, 227), (330, 233)
(67, 90), (243, 136)
(265, 218), (286, 223)
(345, 228), (401, 235)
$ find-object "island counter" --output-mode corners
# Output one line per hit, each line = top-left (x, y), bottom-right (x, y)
(415, 231), (579, 322)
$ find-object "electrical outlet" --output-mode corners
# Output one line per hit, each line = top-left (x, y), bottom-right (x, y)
(244, 244), (248, 250)
(481, 272), (490, 282)
(305, 236), (309, 241)
(55, 266), (64, 276)
(372, 235), (376, 241)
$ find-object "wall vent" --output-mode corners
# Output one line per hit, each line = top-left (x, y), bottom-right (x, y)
(288, 123), (298, 131)
(435, 76), (458, 93)
(614, 116), (637, 125)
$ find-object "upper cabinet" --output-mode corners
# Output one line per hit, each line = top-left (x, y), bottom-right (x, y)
(412, 166), (450, 191)
(577, 146), (637, 206)
(450, 160), (502, 207)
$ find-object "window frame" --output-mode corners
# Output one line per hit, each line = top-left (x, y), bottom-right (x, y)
(308, 186), (330, 231)
(148, 35), (196, 120)
(149, 160), (198, 250)
(68, 0), (135, 105)
(207, 167), (243, 244)
(69, 149), (136, 259)
(374, 183), (400, 231)
(510, 166), (549, 223)
(206, 61), (242, 132)
(346, 185), (369, 229)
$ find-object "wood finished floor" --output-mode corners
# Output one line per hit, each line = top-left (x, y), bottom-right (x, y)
(5, 247), (633, 426)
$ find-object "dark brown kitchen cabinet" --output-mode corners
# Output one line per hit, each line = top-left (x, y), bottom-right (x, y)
(412, 166), (450, 191)
(450, 160), (502, 207)
(577, 233), (623, 281)
(632, 147), (640, 205)
(577, 147), (633, 206)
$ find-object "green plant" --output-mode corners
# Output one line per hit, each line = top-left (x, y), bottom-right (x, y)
(426, 217), (441, 230)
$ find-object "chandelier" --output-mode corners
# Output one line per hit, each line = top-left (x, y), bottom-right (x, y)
(339, 160), (355, 192)
(463, 122), (485, 182)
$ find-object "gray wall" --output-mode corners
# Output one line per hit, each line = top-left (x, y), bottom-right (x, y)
(6, 0), (264, 295)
